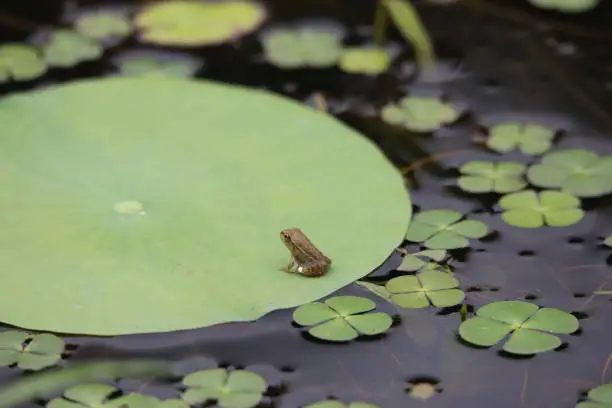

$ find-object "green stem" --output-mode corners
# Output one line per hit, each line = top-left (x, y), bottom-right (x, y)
(373, 0), (389, 48)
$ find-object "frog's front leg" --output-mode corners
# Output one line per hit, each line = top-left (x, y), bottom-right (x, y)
(281, 257), (300, 273)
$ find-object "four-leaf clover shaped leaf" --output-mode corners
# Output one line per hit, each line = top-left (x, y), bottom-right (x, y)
(0, 44), (47, 83)
(405, 209), (489, 249)
(74, 11), (133, 43)
(458, 161), (527, 193)
(40, 29), (103, 68)
(499, 189), (584, 228)
(181, 368), (267, 408)
(397, 249), (447, 272)
(292, 296), (392, 342)
(385, 268), (465, 309)
(486, 122), (555, 155)
(47, 383), (117, 408)
(604, 236), (612, 248)
(0, 331), (65, 371)
(527, 149), (612, 197)
(339, 47), (391, 75)
(459, 300), (579, 355)
(577, 383), (612, 408)
(262, 27), (343, 68)
(381, 96), (459, 132)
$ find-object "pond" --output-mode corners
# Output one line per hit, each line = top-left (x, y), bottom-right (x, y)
(0, 0), (612, 407)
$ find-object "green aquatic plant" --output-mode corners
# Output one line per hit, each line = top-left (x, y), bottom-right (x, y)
(338, 47), (390, 75)
(397, 249), (447, 272)
(40, 29), (103, 68)
(292, 296), (392, 342)
(304, 400), (380, 408)
(0, 77), (410, 336)
(261, 27), (343, 68)
(527, 149), (612, 197)
(529, 0), (599, 13)
(0, 44), (46, 82)
(0, 331), (64, 371)
(486, 122), (556, 155)
(385, 268), (464, 309)
(134, 0), (267, 46)
(111, 50), (203, 78)
(73, 10), (132, 42)
(405, 209), (489, 249)
(46, 383), (117, 408)
(604, 236), (612, 248)
(577, 383), (612, 407)
(459, 300), (579, 355)
(457, 161), (527, 194)
(499, 190), (584, 228)
(181, 368), (267, 408)
(381, 96), (460, 132)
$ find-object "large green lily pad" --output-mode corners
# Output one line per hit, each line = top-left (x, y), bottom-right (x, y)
(0, 77), (410, 335)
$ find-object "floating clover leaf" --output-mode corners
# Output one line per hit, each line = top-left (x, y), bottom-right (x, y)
(46, 383), (117, 408)
(74, 10), (132, 43)
(304, 400), (380, 408)
(135, 1), (266, 46)
(577, 383), (612, 408)
(386, 268), (464, 309)
(459, 301), (578, 355)
(604, 236), (612, 248)
(499, 190), (584, 228)
(338, 47), (390, 75)
(381, 96), (460, 132)
(106, 393), (162, 408)
(486, 122), (555, 155)
(527, 149), (612, 197)
(397, 249), (447, 272)
(528, 0), (599, 13)
(181, 368), (267, 408)
(458, 161), (527, 193)
(292, 295), (392, 342)
(0, 44), (46, 82)
(39, 29), (103, 68)
(262, 27), (342, 68)
(405, 210), (489, 249)
(112, 50), (203, 78)
(0, 331), (64, 370)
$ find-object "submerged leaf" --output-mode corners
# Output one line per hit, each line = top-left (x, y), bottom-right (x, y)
(74, 10), (132, 42)
(262, 26), (343, 68)
(0, 44), (47, 82)
(112, 49), (203, 78)
(381, 96), (459, 132)
(458, 161), (526, 193)
(486, 122), (555, 155)
(40, 29), (103, 67)
(339, 47), (390, 75)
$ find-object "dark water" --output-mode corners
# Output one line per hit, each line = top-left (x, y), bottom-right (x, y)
(1, 0), (612, 407)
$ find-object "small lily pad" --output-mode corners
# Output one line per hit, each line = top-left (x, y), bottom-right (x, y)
(397, 249), (447, 272)
(381, 96), (460, 132)
(338, 47), (390, 75)
(0, 331), (65, 371)
(304, 400), (380, 408)
(181, 368), (267, 408)
(261, 26), (343, 68)
(486, 122), (556, 155)
(46, 383), (117, 408)
(528, 0), (599, 13)
(0, 44), (47, 82)
(386, 268), (465, 309)
(292, 295), (392, 342)
(527, 149), (612, 197)
(498, 189), (584, 228)
(74, 10), (132, 43)
(458, 300), (579, 355)
(135, 1), (266, 47)
(38, 29), (103, 68)
(458, 161), (527, 193)
(405, 209), (489, 249)
(112, 50), (203, 78)
(577, 383), (612, 408)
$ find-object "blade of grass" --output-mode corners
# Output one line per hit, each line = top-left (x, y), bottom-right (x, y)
(382, 0), (436, 72)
